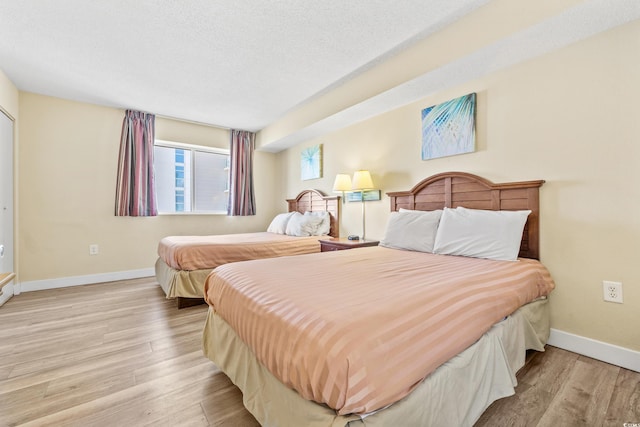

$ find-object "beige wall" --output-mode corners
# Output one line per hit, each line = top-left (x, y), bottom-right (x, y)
(18, 93), (279, 282)
(275, 21), (640, 351)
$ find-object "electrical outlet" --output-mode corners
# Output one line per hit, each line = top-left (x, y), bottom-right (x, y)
(603, 281), (623, 303)
(89, 244), (99, 256)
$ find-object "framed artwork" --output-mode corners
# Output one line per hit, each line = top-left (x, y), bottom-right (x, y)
(301, 144), (322, 180)
(421, 93), (476, 160)
(347, 190), (381, 202)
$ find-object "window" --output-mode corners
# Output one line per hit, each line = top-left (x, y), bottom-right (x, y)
(154, 140), (230, 214)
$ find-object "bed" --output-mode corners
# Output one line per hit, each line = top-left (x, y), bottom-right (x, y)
(155, 189), (339, 308)
(201, 172), (555, 426)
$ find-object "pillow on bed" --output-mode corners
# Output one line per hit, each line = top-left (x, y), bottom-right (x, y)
(433, 207), (531, 261)
(285, 212), (324, 237)
(304, 211), (331, 235)
(380, 209), (442, 253)
(267, 212), (296, 234)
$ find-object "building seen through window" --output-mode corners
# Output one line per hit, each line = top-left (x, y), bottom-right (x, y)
(154, 140), (229, 213)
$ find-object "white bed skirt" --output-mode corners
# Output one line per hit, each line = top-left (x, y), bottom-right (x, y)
(154, 258), (212, 299)
(202, 298), (549, 427)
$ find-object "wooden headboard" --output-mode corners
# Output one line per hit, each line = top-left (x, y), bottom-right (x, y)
(387, 172), (544, 259)
(286, 190), (340, 238)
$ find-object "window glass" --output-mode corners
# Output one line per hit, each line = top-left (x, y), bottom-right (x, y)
(154, 141), (229, 214)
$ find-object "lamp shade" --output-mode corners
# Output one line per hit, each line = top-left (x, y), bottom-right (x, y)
(333, 174), (352, 192)
(352, 170), (374, 190)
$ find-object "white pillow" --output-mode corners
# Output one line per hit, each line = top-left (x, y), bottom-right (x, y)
(304, 211), (330, 235)
(267, 212), (295, 234)
(380, 210), (443, 253)
(433, 207), (531, 261)
(285, 212), (324, 237)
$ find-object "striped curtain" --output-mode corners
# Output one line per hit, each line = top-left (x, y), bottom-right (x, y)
(227, 130), (256, 216)
(115, 110), (157, 216)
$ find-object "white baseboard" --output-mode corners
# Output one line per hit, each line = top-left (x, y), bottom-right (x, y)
(548, 328), (640, 373)
(0, 282), (13, 306)
(19, 268), (156, 293)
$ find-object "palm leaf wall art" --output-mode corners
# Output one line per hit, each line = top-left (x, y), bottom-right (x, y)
(422, 93), (476, 160)
(301, 144), (322, 180)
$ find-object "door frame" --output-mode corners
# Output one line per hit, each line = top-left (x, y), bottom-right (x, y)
(0, 107), (16, 305)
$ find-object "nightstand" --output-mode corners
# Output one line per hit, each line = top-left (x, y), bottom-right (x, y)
(319, 237), (380, 252)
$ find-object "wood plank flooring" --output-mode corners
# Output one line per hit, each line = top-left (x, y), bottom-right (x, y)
(0, 277), (638, 426)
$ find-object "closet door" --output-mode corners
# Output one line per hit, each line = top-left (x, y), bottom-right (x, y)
(0, 110), (13, 275)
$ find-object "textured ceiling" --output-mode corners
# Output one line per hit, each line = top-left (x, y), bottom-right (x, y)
(0, 0), (488, 129)
(1, 0), (638, 152)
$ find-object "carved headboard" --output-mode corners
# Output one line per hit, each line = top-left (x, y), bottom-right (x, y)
(286, 190), (340, 238)
(386, 172), (544, 259)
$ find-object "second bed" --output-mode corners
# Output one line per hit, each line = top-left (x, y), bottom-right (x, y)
(155, 189), (339, 307)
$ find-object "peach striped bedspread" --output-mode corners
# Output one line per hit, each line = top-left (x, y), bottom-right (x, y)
(204, 246), (555, 415)
(157, 232), (321, 270)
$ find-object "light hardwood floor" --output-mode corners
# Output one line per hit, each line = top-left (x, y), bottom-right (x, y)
(0, 278), (638, 426)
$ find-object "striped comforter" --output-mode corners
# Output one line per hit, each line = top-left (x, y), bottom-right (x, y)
(157, 232), (321, 270)
(204, 246), (555, 415)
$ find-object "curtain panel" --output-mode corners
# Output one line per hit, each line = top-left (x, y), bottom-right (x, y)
(115, 110), (157, 216)
(227, 130), (256, 216)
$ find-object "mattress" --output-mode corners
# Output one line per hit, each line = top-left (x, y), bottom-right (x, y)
(157, 232), (322, 271)
(204, 246), (555, 415)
